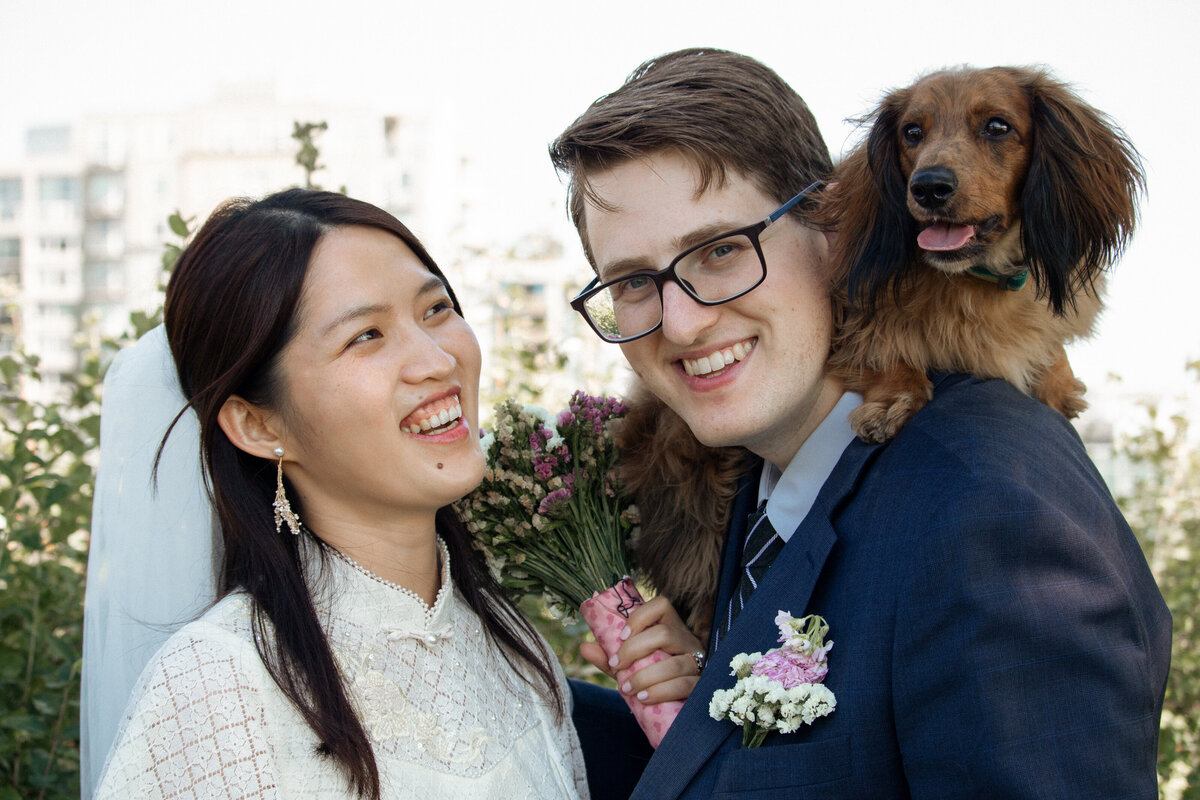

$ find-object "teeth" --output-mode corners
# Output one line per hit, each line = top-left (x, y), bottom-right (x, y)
(682, 340), (755, 377)
(404, 396), (462, 434)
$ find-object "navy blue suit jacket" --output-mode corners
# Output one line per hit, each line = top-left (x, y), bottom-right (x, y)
(631, 373), (1170, 799)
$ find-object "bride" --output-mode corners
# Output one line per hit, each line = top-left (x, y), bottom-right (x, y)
(92, 189), (588, 798)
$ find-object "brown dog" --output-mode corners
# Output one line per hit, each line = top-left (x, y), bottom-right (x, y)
(824, 65), (1144, 442)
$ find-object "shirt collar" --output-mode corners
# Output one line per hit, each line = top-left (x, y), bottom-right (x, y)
(758, 392), (862, 541)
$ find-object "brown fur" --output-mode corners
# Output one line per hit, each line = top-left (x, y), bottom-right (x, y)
(613, 385), (748, 643)
(822, 66), (1143, 442)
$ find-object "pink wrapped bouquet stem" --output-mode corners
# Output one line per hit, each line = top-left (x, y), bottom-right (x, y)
(579, 578), (683, 749)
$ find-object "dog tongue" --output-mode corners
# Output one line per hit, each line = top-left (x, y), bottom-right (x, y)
(918, 223), (975, 251)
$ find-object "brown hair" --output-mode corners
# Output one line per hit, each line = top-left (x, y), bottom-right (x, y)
(549, 47), (834, 266)
(163, 188), (562, 799)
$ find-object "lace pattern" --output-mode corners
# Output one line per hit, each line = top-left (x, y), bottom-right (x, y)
(95, 541), (588, 799)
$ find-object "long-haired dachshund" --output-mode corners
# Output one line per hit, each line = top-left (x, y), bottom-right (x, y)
(825, 65), (1144, 442)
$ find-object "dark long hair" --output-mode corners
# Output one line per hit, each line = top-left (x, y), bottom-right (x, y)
(162, 188), (563, 799)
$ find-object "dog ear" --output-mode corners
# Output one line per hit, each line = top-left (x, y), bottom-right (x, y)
(1021, 69), (1145, 315)
(830, 90), (919, 313)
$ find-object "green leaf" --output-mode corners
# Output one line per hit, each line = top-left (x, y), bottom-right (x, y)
(2, 714), (50, 735)
(31, 694), (58, 716)
(167, 211), (190, 238)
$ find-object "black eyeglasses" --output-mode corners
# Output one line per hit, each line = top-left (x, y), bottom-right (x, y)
(570, 181), (823, 343)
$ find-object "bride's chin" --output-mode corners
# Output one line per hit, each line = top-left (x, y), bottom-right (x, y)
(436, 451), (487, 500)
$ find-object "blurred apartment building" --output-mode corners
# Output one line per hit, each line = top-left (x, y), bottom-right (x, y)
(0, 87), (618, 404)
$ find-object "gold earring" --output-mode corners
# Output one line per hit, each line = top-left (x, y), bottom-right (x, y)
(273, 446), (302, 536)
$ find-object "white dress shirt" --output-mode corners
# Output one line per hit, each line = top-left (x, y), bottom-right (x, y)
(758, 393), (862, 540)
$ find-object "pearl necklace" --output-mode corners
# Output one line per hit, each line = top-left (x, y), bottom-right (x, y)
(321, 536), (450, 613)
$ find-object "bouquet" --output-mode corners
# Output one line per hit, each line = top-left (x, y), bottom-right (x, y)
(456, 391), (682, 747)
(709, 612), (836, 748)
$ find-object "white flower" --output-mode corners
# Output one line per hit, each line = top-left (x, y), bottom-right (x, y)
(729, 652), (761, 677)
(709, 689), (734, 718)
(523, 404), (556, 429)
(730, 693), (755, 721)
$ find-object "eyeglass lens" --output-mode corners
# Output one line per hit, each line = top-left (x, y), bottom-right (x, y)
(583, 232), (763, 341)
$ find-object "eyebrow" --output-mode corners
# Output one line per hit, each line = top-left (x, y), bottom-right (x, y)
(320, 303), (393, 338)
(318, 276), (449, 337)
(598, 221), (747, 281)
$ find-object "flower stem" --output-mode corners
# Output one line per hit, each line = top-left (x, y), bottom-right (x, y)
(742, 724), (769, 749)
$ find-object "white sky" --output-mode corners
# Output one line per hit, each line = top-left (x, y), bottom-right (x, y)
(3, 0), (1198, 396)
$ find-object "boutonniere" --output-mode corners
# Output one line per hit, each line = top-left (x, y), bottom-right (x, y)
(708, 612), (836, 748)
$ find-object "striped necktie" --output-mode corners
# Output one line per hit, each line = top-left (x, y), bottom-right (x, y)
(716, 500), (784, 649)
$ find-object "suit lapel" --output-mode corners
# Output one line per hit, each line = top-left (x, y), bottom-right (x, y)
(636, 438), (882, 800)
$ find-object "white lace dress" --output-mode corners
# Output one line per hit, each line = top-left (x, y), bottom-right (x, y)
(94, 541), (589, 799)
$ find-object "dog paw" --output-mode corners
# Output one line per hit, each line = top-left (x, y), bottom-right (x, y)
(850, 393), (927, 443)
(1037, 377), (1088, 419)
(1055, 384), (1089, 419)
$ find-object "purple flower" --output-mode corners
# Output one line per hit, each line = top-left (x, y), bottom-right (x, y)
(538, 487), (573, 515)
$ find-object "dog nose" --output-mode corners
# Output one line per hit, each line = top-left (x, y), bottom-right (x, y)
(910, 167), (957, 209)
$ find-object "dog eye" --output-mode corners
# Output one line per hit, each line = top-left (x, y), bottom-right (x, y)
(983, 117), (1012, 138)
(902, 124), (924, 145)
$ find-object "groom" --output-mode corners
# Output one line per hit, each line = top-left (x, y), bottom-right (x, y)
(551, 48), (1170, 798)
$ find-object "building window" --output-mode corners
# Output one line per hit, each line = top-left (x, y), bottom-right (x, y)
(85, 219), (123, 258)
(0, 178), (20, 220)
(40, 236), (74, 252)
(26, 126), (71, 155)
(87, 172), (125, 216)
(39, 176), (82, 221)
(84, 261), (122, 292)
(0, 238), (18, 282)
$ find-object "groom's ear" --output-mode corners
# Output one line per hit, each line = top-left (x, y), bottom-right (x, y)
(218, 395), (284, 459)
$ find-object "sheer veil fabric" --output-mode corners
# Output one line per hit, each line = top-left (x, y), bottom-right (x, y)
(80, 325), (219, 799)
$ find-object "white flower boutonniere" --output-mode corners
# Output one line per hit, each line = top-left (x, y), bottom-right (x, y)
(709, 612), (836, 748)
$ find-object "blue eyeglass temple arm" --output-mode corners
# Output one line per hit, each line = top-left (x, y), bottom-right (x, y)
(765, 180), (824, 225)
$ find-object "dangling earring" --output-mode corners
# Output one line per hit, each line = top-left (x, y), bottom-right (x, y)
(273, 446), (302, 536)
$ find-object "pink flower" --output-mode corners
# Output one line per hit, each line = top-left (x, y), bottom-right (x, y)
(750, 647), (829, 687)
(534, 457), (557, 481)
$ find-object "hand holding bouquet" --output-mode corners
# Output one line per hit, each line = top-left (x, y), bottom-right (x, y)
(456, 391), (683, 747)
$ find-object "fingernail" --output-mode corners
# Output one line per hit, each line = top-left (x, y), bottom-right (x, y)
(608, 654), (619, 668)
(622, 682), (632, 694)
(619, 626), (631, 641)
(637, 691), (649, 701)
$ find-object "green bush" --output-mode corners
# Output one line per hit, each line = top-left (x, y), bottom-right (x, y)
(1117, 365), (1200, 799)
(0, 345), (110, 799)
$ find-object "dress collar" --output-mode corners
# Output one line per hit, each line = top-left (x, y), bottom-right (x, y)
(306, 535), (457, 646)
